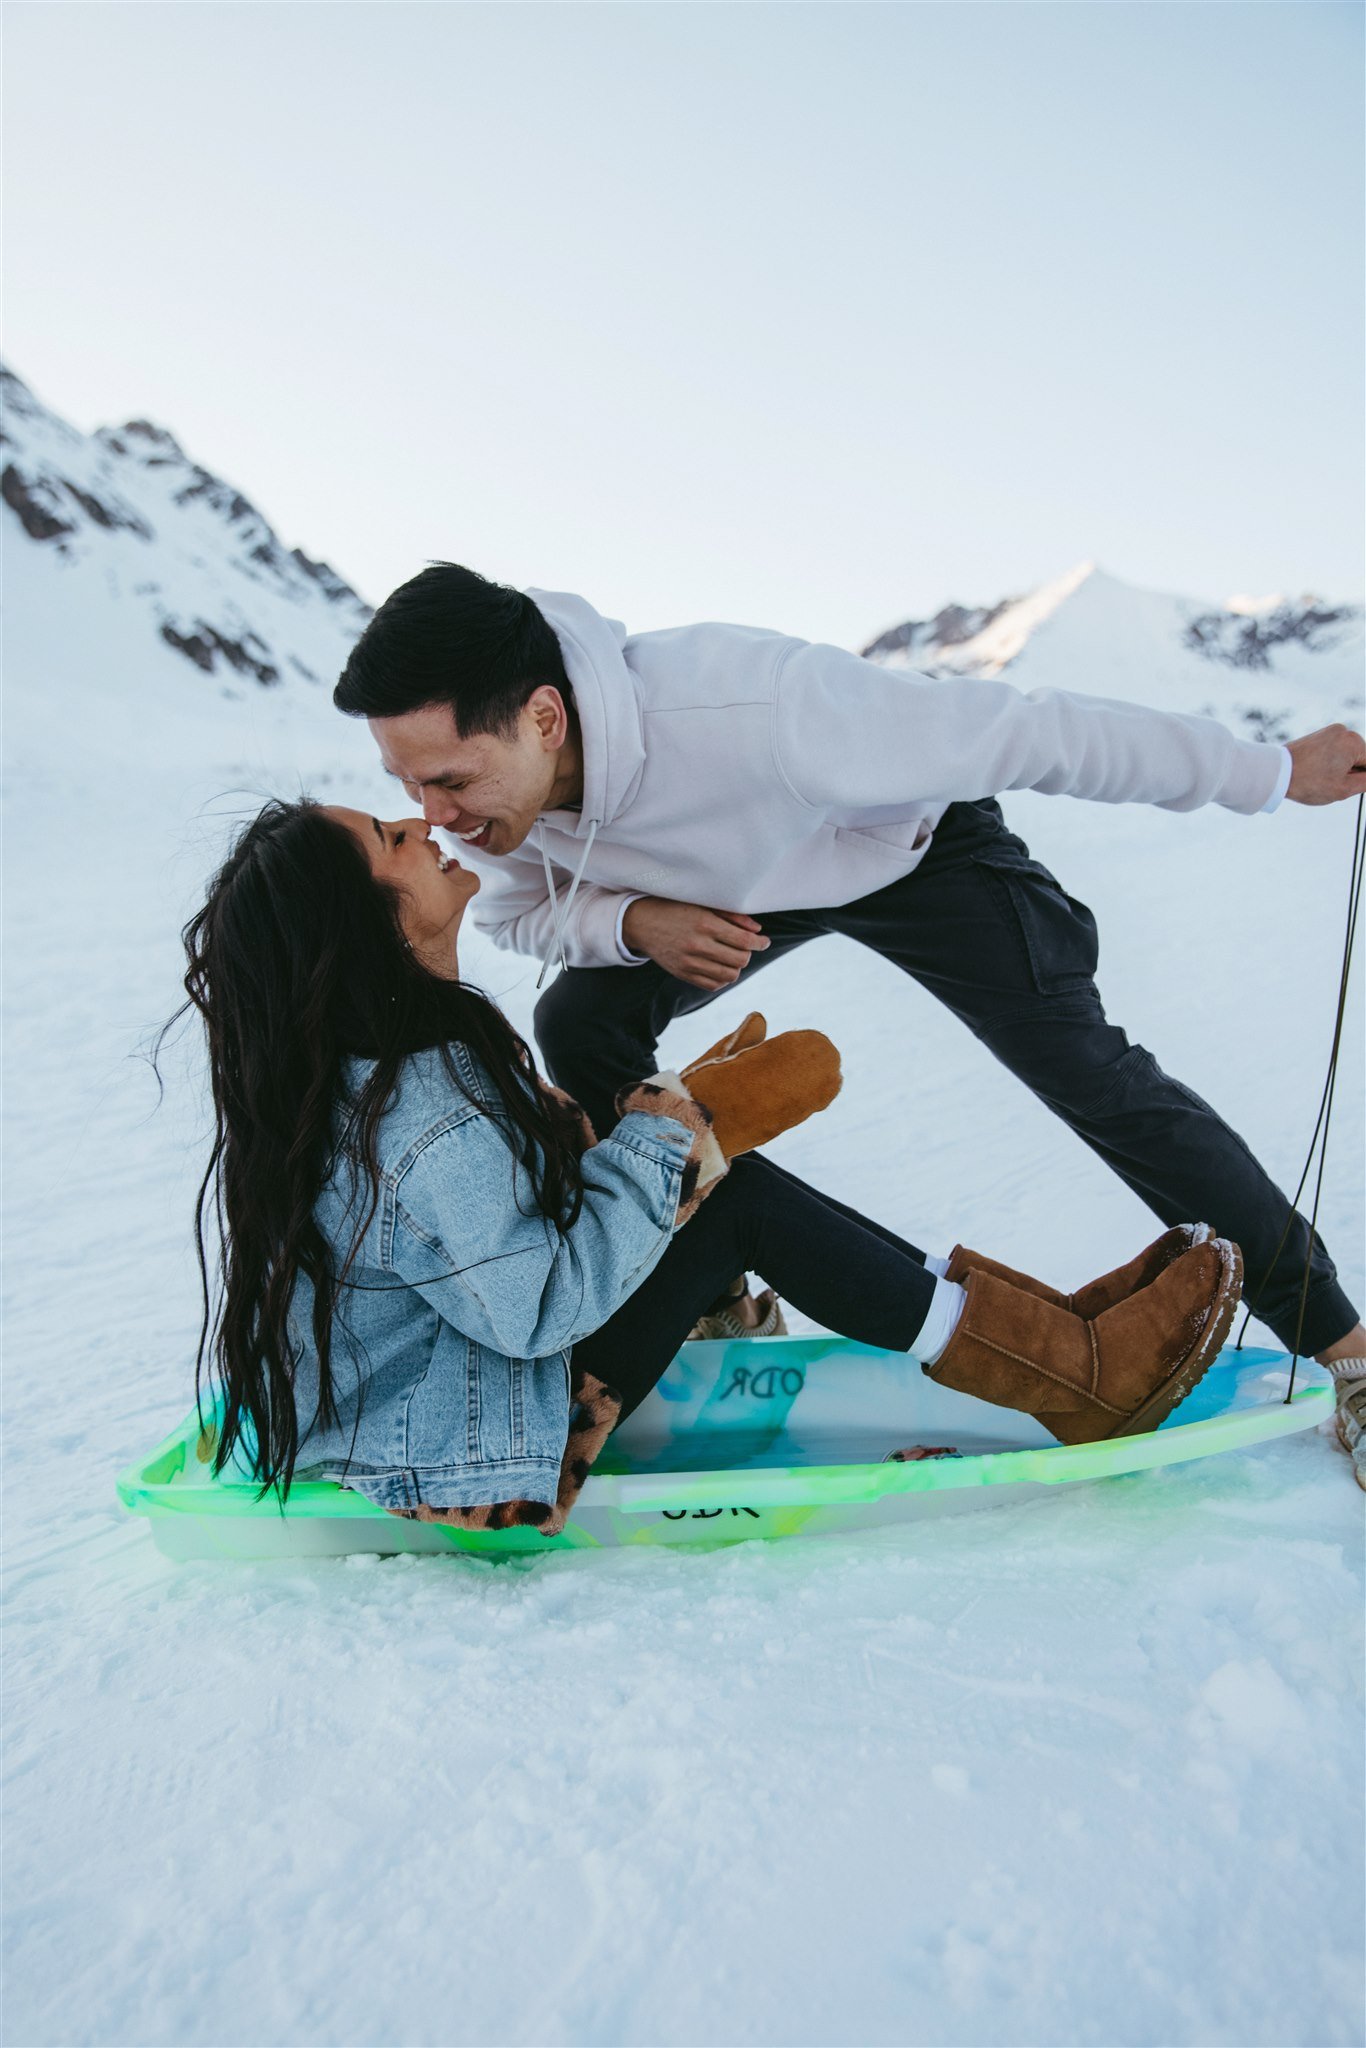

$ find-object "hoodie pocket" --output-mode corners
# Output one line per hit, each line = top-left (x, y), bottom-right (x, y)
(833, 819), (934, 863)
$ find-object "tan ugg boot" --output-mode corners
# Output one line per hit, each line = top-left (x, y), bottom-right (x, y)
(927, 1237), (1242, 1444)
(946, 1223), (1211, 1320)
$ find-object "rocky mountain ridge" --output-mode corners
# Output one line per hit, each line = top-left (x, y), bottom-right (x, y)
(860, 560), (1363, 742)
(3, 363), (1360, 744)
(1, 362), (370, 693)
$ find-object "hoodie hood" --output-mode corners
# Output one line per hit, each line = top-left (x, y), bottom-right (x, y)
(525, 588), (647, 832)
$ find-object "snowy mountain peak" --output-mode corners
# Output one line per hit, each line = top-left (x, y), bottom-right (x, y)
(863, 559), (1099, 671)
(7, 359), (1363, 751)
(862, 562), (1363, 743)
(1, 362), (371, 692)
(96, 417), (188, 464)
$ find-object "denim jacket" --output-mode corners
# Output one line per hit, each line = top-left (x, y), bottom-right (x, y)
(268, 1042), (696, 1511)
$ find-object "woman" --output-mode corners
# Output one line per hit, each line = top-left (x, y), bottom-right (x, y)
(177, 798), (1243, 1536)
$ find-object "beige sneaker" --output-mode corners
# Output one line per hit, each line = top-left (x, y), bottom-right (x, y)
(688, 1283), (788, 1342)
(1330, 1362), (1366, 1492)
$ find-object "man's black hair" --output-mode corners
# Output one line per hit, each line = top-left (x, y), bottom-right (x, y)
(334, 562), (571, 738)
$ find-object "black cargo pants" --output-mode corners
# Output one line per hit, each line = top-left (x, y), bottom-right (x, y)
(533, 799), (1358, 1357)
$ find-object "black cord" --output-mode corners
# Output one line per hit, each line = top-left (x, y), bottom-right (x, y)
(1233, 796), (1363, 1346)
(1232, 795), (1364, 1399)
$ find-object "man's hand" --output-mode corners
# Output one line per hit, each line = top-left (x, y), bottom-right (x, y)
(621, 897), (770, 990)
(1286, 725), (1366, 806)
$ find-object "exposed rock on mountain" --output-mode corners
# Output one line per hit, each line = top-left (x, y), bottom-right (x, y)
(1, 363), (371, 694)
(1183, 599), (1359, 671)
(862, 560), (1362, 742)
(5, 363), (1360, 749)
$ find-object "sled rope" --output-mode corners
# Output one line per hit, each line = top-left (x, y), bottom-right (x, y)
(1234, 794), (1365, 1400)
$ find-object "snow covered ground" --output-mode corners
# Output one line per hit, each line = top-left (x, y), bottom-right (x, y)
(4, 535), (1364, 2046)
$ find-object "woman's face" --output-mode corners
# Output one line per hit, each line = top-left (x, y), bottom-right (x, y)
(326, 807), (480, 977)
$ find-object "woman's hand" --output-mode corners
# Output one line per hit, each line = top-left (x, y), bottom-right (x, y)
(613, 1012), (843, 1228)
(680, 1013), (842, 1156)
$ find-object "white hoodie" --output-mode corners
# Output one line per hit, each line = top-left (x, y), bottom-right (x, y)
(459, 589), (1288, 977)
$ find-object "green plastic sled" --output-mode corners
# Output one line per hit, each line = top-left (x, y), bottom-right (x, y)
(116, 1338), (1332, 1560)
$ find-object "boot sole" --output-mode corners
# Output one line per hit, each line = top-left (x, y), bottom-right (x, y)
(1106, 1237), (1244, 1440)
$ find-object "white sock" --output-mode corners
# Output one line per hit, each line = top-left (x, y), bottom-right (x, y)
(910, 1277), (967, 1365)
(923, 1252), (951, 1279)
(1325, 1354), (1366, 1380)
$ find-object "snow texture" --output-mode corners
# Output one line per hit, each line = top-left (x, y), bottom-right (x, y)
(3, 369), (1364, 2047)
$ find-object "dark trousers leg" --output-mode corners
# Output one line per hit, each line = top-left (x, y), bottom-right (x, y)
(571, 1154), (936, 1424)
(754, 1154), (945, 1261)
(535, 800), (1358, 1355)
(533, 914), (821, 1137)
(825, 801), (1359, 1357)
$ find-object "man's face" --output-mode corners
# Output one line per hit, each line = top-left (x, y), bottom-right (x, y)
(368, 691), (568, 857)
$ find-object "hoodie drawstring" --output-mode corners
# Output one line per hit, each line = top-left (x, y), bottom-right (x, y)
(536, 818), (599, 989)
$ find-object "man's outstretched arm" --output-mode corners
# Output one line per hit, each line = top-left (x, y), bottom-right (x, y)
(1285, 724), (1366, 806)
(772, 639), (1295, 816)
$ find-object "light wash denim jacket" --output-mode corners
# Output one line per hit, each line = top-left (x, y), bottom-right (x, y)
(271, 1042), (696, 1511)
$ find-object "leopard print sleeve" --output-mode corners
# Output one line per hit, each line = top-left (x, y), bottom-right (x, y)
(387, 1368), (623, 1541)
(613, 1072), (729, 1229)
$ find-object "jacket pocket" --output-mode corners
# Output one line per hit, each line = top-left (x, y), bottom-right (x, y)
(469, 1345), (571, 1465)
(400, 1325), (482, 1467)
(971, 854), (1099, 996)
(507, 1356), (526, 1458)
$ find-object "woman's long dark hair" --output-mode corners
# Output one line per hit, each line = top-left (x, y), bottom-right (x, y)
(172, 797), (590, 1502)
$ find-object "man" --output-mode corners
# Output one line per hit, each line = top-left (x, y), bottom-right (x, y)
(334, 562), (1366, 1478)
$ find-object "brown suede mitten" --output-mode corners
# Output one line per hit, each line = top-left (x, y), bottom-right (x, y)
(679, 1011), (842, 1156)
(680, 1011), (769, 1071)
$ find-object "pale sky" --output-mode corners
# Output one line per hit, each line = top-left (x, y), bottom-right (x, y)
(5, 1), (1363, 648)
